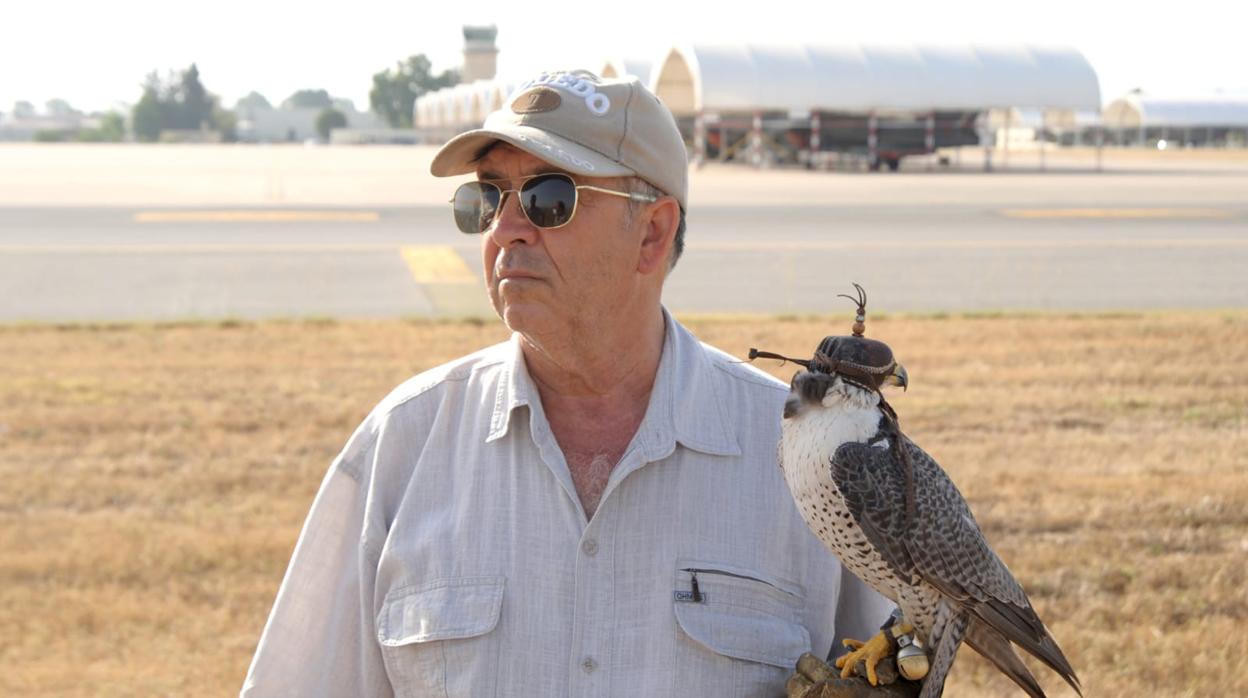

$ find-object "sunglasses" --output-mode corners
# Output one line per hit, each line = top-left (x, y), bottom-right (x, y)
(451, 172), (658, 234)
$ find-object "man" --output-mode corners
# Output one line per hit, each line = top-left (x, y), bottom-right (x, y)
(242, 70), (894, 697)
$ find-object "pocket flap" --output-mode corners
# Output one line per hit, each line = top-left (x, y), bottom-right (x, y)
(673, 567), (810, 668)
(378, 576), (505, 647)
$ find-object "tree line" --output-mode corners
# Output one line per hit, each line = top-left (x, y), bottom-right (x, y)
(18, 55), (458, 143)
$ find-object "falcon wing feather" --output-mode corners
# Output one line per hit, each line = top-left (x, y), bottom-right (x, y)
(827, 439), (917, 584)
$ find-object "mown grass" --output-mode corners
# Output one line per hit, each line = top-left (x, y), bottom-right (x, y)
(1, 312), (1245, 696)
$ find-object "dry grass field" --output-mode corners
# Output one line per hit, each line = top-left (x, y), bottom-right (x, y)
(1, 312), (1245, 696)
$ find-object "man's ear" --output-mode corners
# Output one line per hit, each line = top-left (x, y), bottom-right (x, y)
(636, 196), (680, 275)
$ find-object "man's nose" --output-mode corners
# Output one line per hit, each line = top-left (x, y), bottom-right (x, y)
(486, 191), (538, 248)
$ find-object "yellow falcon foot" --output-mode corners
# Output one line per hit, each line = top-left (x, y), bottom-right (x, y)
(834, 622), (914, 685)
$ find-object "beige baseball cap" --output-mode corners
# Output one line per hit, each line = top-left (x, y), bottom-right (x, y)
(430, 70), (689, 209)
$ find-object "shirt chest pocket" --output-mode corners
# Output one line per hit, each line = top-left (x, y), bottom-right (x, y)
(673, 563), (811, 696)
(377, 576), (505, 698)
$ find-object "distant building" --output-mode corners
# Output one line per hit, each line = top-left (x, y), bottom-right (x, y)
(413, 26), (508, 143)
(462, 25), (499, 83)
(0, 102), (90, 141)
(601, 58), (651, 85)
(235, 104), (383, 143)
(1103, 93), (1248, 147)
(156, 128), (223, 144)
(641, 43), (1101, 169)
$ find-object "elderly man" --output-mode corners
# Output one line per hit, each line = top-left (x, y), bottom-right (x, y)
(242, 70), (897, 697)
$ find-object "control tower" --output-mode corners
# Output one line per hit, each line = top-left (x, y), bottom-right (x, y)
(462, 25), (498, 82)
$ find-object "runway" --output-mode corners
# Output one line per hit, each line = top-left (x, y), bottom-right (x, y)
(3, 199), (1245, 321)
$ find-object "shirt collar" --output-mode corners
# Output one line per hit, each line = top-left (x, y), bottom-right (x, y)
(486, 308), (741, 458)
(486, 335), (534, 443)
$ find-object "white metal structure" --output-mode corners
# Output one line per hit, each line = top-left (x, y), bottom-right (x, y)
(1102, 94), (1248, 147)
(415, 79), (514, 141)
(1103, 95), (1248, 128)
(599, 58), (652, 85)
(651, 43), (1102, 116)
(415, 44), (1113, 166)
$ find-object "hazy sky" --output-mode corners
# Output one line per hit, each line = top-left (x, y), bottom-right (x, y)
(3, 0), (1245, 114)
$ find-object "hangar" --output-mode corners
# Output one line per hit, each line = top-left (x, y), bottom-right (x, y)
(416, 36), (1106, 170)
(415, 80), (512, 144)
(643, 43), (1102, 169)
(600, 58), (652, 85)
(1102, 94), (1248, 147)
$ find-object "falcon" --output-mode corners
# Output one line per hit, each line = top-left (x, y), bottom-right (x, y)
(753, 285), (1082, 698)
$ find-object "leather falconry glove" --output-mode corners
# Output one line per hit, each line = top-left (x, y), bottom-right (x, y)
(785, 653), (921, 698)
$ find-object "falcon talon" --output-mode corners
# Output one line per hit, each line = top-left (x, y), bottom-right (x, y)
(834, 630), (894, 685)
(775, 283), (1084, 698)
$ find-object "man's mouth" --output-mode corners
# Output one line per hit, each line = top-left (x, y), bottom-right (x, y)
(494, 257), (544, 282)
(497, 272), (542, 287)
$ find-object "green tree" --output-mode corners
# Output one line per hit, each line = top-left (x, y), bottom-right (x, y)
(130, 65), (230, 142)
(98, 112), (126, 141)
(315, 108), (348, 141)
(76, 112), (126, 142)
(34, 129), (71, 142)
(212, 104), (237, 142)
(282, 89), (333, 110)
(132, 74), (164, 142)
(177, 63), (213, 129)
(369, 54), (459, 128)
(45, 98), (78, 117)
(235, 91), (272, 111)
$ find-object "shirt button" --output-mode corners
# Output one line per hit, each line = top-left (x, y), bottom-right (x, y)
(581, 538), (598, 556)
(581, 656), (597, 673)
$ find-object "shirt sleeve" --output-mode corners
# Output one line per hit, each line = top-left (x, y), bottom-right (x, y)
(240, 459), (390, 697)
(831, 564), (897, 651)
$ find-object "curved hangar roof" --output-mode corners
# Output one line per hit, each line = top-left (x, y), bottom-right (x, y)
(600, 58), (652, 86)
(652, 44), (1102, 116)
(1103, 95), (1248, 128)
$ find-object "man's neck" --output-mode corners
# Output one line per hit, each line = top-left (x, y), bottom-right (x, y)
(520, 308), (666, 410)
(519, 307), (666, 518)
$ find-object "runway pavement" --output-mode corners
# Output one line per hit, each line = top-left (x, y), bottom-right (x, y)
(3, 144), (1246, 321)
(2, 198), (1246, 322)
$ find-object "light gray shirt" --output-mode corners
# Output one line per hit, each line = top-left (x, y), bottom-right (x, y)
(241, 311), (892, 697)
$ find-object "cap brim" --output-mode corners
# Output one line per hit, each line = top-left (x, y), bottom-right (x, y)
(430, 123), (635, 179)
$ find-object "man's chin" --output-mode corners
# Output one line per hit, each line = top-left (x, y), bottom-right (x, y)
(495, 298), (551, 334)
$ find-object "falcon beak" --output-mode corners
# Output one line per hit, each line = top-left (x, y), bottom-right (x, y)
(883, 363), (909, 392)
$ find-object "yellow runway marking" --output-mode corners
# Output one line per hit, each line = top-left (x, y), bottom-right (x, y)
(399, 245), (477, 284)
(133, 210), (380, 223)
(1000, 208), (1233, 220)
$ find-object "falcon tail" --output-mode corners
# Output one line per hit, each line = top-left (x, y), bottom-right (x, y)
(965, 621), (1047, 698)
(971, 601), (1083, 697)
(918, 614), (968, 698)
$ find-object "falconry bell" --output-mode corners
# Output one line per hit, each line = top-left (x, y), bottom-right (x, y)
(895, 633), (930, 681)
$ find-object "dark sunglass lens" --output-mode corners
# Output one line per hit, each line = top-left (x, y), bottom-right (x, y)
(521, 174), (576, 228)
(452, 182), (500, 234)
